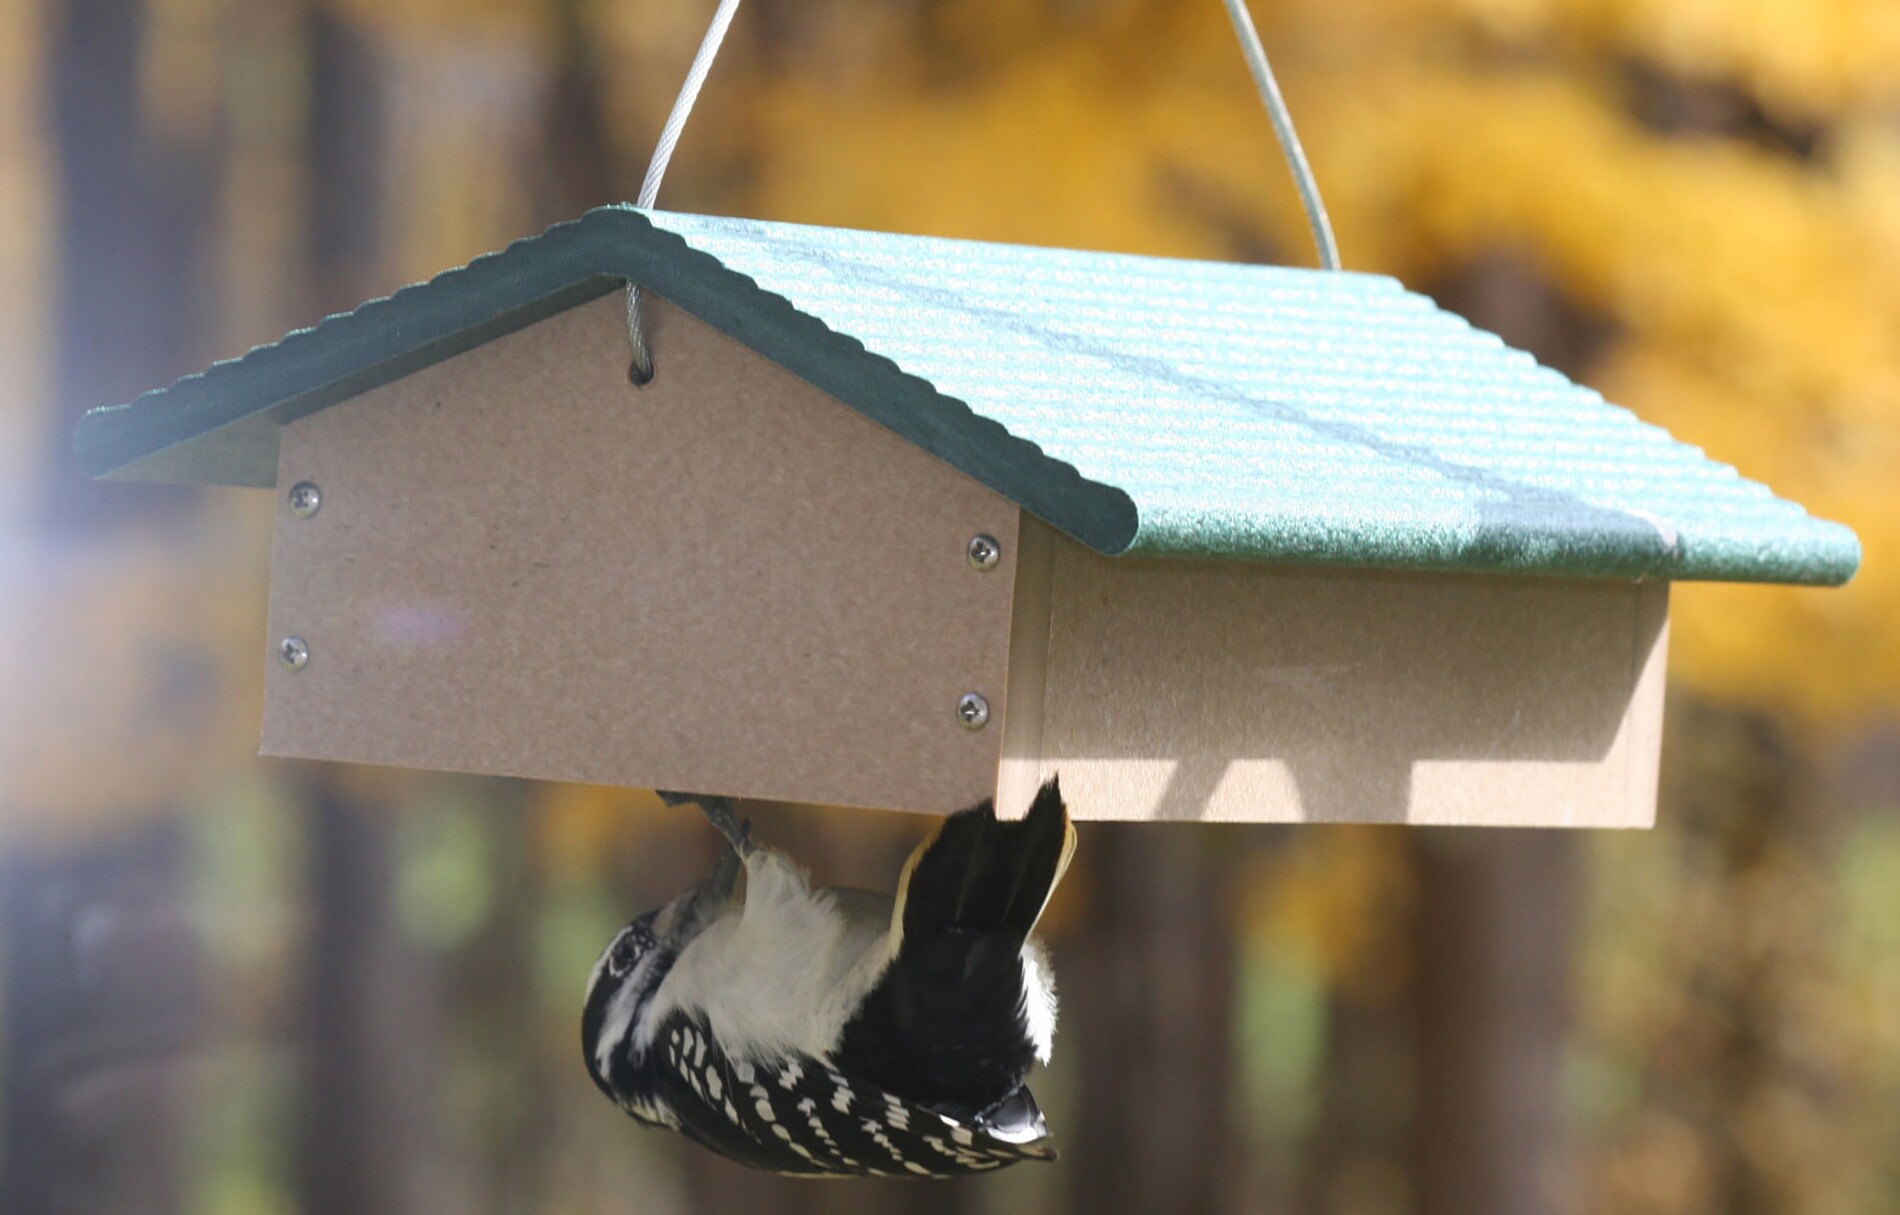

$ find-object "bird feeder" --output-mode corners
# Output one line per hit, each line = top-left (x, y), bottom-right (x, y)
(75, 208), (1860, 827)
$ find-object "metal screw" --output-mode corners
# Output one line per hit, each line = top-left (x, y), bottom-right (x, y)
(279, 636), (310, 671)
(288, 481), (322, 518)
(956, 692), (991, 730)
(966, 534), (1001, 571)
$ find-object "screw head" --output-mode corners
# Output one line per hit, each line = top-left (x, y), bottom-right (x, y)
(288, 481), (322, 518)
(279, 636), (310, 671)
(966, 534), (1001, 571)
(956, 692), (991, 730)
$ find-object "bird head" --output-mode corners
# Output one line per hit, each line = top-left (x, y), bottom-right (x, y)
(581, 846), (742, 1110)
(581, 909), (671, 1106)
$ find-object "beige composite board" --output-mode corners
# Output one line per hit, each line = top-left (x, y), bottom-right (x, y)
(1001, 520), (1670, 827)
(261, 290), (1669, 828)
(262, 293), (1019, 814)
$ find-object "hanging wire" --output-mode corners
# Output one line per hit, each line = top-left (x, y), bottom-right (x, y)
(625, 0), (1341, 377)
(1218, 0), (1340, 271)
(625, 0), (745, 384)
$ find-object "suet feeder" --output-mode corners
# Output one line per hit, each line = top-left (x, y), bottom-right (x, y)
(76, 208), (1860, 827)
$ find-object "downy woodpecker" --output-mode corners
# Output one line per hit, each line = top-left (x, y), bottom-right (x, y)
(582, 780), (1075, 1177)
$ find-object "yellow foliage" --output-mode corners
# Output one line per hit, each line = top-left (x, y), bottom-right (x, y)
(1553, 0), (1900, 119)
(535, 779), (668, 879)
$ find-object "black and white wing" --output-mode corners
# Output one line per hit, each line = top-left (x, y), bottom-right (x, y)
(647, 1011), (1056, 1178)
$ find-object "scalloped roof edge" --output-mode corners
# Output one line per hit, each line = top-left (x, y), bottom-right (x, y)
(73, 205), (1861, 586)
(74, 205), (1141, 556)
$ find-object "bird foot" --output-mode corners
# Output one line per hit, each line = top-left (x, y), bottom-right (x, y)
(659, 790), (754, 857)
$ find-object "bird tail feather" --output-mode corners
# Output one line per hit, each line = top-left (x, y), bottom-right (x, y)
(893, 778), (1073, 950)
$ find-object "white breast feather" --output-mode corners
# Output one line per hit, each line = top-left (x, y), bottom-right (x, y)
(637, 849), (894, 1062)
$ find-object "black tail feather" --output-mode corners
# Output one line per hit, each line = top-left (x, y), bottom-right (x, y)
(898, 778), (1071, 947)
(836, 779), (1074, 1114)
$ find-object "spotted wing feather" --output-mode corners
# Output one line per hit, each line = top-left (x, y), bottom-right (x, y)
(648, 1012), (1054, 1178)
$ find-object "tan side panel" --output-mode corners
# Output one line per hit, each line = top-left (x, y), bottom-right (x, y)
(995, 515), (1056, 820)
(263, 294), (1018, 814)
(1033, 537), (1669, 826)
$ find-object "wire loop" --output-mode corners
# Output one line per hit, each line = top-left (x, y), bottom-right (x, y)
(625, 0), (745, 382)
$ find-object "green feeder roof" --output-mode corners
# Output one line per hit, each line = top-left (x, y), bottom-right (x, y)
(77, 205), (1859, 585)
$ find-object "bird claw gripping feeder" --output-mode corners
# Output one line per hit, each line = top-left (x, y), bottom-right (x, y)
(75, 3), (1858, 832)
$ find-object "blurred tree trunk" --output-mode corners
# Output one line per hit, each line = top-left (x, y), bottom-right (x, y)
(1411, 831), (1578, 1215)
(456, 784), (556, 1215)
(1298, 982), (1414, 1215)
(1066, 824), (1240, 1215)
(295, 775), (445, 1215)
(0, 828), (203, 1215)
(291, 13), (446, 1215)
(537, 0), (622, 219)
(1405, 257), (1604, 1215)
(0, 0), (221, 1210)
(1662, 701), (1810, 1215)
(307, 4), (387, 311)
(38, 0), (213, 530)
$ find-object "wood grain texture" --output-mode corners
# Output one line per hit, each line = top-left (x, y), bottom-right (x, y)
(262, 293), (1018, 814)
(1015, 535), (1668, 827)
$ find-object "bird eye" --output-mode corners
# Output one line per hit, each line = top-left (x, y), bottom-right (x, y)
(607, 933), (641, 979)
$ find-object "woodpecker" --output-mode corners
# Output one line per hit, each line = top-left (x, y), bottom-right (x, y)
(582, 780), (1075, 1177)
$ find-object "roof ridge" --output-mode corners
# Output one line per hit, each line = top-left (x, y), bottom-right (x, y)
(623, 209), (1141, 553)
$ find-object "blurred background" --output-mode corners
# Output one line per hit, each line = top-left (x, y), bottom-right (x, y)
(2, 1), (1898, 1213)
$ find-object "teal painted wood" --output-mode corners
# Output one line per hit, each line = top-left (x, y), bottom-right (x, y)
(75, 206), (1860, 585)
